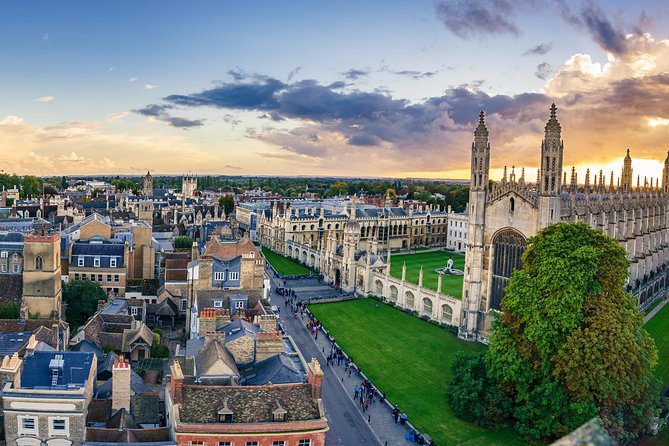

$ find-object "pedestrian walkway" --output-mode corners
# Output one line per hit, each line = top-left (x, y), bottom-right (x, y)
(644, 298), (669, 323)
(304, 312), (422, 445)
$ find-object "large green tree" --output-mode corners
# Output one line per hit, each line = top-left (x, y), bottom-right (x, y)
(448, 223), (665, 442)
(218, 194), (235, 216)
(63, 280), (107, 329)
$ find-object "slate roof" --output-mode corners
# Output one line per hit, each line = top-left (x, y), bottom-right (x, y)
(219, 319), (258, 343)
(0, 232), (24, 243)
(71, 238), (125, 268)
(195, 290), (261, 312)
(240, 353), (304, 386)
(180, 383), (320, 423)
(195, 338), (239, 378)
(121, 324), (153, 352)
(70, 339), (103, 359)
(85, 427), (171, 444)
(0, 331), (32, 357)
(21, 351), (94, 389)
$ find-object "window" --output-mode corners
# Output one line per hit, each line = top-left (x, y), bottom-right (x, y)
(213, 300), (223, 308)
(110, 258), (117, 268)
(0, 251), (7, 258)
(218, 413), (233, 423)
(235, 301), (244, 309)
(74, 273), (80, 280)
(18, 416), (37, 434)
(1, 264), (6, 273)
(94, 257), (100, 267)
(228, 271), (239, 281)
(97, 274), (103, 282)
(214, 271), (225, 281)
(272, 442), (286, 446)
(114, 275), (120, 283)
(35, 256), (43, 270)
(78, 257), (84, 267)
(131, 307), (139, 316)
(181, 299), (187, 311)
(218, 443), (231, 446)
(298, 441), (311, 446)
(49, 417), (69, 436)
(107, 274), (112, 282)
(190, 442), (204, 446)
(245, 443), (258, 446)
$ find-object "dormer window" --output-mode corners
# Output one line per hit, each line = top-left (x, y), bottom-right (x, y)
(213, 300), (223, 308)
(78, 257), (84, 267)
(110, 258), (117, 268)
(272, 402), (287, 422)
(217, 408), (233, 423)
(94, 257), (100, 267)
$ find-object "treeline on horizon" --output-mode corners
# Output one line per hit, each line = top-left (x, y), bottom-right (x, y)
(9, 174), (470, 213)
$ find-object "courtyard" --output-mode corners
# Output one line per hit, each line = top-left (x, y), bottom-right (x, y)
(390, 250), (465, 298)
(644, 302), (669, 389)
(308, 298), (525, 446)
(261, 247), (314, 276)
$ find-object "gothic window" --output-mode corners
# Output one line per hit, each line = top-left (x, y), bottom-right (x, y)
(375, 280), (383, 295)
(389, 286), (398, 302)
(35, 256), (43, 271)
(422, 298), (433, 316)
(490, 229), (526, 311)
(405, 291), (414, 308)
(441, 304), (453, 323)
(509, 197), (515, 212)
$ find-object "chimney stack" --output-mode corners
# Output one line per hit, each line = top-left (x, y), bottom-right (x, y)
(307, 358), (323, 399)
(170, 361), (184, 405)
(111, 357), (131, 413)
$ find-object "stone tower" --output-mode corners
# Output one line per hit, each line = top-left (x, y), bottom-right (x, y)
(538, 103), (563, 228)
(142, 170), (153, 197)
(342, 208), (360, 293)
(662, 151), (669, 194)
(460, 111), (490, 340)
(182, 173), (198, 197)
(621, 149), (633, 191)
(22, 232), (62, 319)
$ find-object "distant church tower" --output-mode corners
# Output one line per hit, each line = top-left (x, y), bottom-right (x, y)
(182, 173), (198, 197)
(662, 151), (669, 194)
(143, 170), (154, 197)
(621, 149), (633, 191)
(460, 111), (490, 340)
(537, 103), (563, 228)
(22, 232), (62, 319)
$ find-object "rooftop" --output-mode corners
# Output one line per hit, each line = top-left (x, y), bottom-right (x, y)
(20, 351), (94, 390)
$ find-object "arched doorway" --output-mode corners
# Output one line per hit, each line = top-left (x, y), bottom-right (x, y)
(490, 228), (526, 311)
(335, 269), (342, 289)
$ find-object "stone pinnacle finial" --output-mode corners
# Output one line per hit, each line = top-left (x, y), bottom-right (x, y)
(550, 103), (557, 119)
(479, 110), (485, 125)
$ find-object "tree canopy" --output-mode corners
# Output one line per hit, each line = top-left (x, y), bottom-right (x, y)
(63, 280), (107, 330)
(218, 194), (235, 216)
(448, 223), (666, 442)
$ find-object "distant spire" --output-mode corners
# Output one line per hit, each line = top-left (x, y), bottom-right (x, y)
(502, 166), (508, 182)
(479, 110), (485, 125)
(510, 165), (516, 182)
(609, 171), (614, 190)
(520, 167), (525, 183)
(550, 103), (557, 120)
(585, 168), (591, 189)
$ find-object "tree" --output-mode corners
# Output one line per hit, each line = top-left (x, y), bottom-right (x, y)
(218, 194), (235, 216)
(63, 280), (107, 330)
(448, 223), (665, 442)
(0, 302), (20, 319)
(326, 181), (348, 197)
(385, 188), (397, 203)
(174, 236), (194, 250)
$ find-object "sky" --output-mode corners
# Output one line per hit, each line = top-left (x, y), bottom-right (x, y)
(1, 0), (669, 181)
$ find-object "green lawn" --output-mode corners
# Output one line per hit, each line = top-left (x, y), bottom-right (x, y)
(309, 298), (526, 446)
(261, 247), (313, 276)
(644, 302), (669, 388)
(390, 250), (465, 298)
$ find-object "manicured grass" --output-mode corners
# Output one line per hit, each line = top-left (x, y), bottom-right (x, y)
(644, 302), (669, 388)
(309, 298), (526, 446)
(645, 299), (662, 315)
(390, 250), (465, 298)
(261, 247), (313, 276)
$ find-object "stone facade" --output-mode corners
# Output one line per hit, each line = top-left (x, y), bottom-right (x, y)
(461, 105), (669, 341)
(182, 174), (198, 197)
(142, 171), (153, 197)
(22, 233), (62, 319)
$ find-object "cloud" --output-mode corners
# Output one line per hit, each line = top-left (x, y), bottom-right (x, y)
(33, 96), (54, 103)
(108, 67), (115, 72)
(165, 78), (285, 110)
(43, 33), (48, 41)
(58, 151), (86, 163)
(535, 62), (553, 80)
(132, 104), (204, 129)
(523, 43), (553, 56)
(435, 0), (521, 38)
(106, 111), (129, 122)
(145, 83), (159, 90)
(580, 2), (627, 55)
(129, 77), (139, 82)
(343, 69), (369, 80)
(287, 67), (302, 81)
(390, 70), (438, 79)
(224, 164), (242, 170)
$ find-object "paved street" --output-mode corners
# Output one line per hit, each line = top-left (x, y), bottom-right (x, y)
(268, 272), (417, 446)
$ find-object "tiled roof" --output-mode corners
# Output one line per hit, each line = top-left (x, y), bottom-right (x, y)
(0, 275), (22, 306)
(180, 383), (320, 423)
(195, 338), (239, 379)
(202, 237), (257, 260)
(0, 331), (32, 357)
(240, 353), (303, 386)
(219, 318), (258, 343)
(96, 370), (152, 399)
